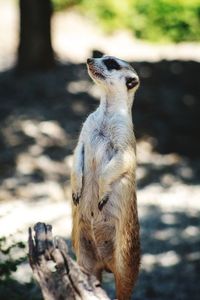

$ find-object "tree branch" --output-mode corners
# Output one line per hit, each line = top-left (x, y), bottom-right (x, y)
(28, 222), (110, 300)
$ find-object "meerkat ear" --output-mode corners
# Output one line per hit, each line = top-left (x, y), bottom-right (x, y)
(126, 77), (139, 90)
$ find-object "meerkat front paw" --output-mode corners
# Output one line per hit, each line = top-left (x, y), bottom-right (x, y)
(98, 194), (109, 211)
(98, 177), (111, 210)
(72, 191), (81, 206)
(71, 172), (82, 206)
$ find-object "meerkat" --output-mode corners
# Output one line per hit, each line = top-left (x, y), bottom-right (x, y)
(71, 55), (140, 300)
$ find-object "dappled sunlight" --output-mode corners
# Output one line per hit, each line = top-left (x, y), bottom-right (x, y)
(14, 180), (66, 201)
(16, 153), (69, 177)
(12, 263), (32, 284)
(0, 112), (74, 285)
(104, 203), (200, 298)
(133, 202), (200, 299)
(0, 199), (72, 238)
(67, 79), (101, 100)
(153, 228), (177, 241)
(21, 120), (67, 142)
(67, 80), (91, 94)
(182, 226), (199, 239)
(20, 119), (69, 149)
(187, 252), (200, 262)
(142, 251), (180, 271)
(137, 140), (181, 166)
(161, 214), (177, 225)
(0, 116), (74, 207)
(137, 140), (198, 191)
(0, 60), (199, 298)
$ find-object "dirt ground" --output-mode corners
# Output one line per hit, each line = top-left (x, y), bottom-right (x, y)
(0, 1), (200, 300)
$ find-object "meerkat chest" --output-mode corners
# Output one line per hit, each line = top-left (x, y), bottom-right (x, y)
(83, 112), (131, 171)
(88, 122), (116, 164)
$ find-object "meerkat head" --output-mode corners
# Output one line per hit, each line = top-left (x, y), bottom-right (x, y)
(87, 55), (139, 96)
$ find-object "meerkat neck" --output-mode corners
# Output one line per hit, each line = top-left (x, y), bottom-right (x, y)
(99, 90), (133, 118)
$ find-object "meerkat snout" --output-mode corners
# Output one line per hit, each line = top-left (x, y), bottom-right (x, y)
(87, 55), (139, 93)
(87, 58), (94, 65)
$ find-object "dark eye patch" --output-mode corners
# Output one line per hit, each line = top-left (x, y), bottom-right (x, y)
(126, 77), (139, 89)
(103, 58), (121, 71)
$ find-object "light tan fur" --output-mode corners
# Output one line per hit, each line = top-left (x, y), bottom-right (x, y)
(71, 56), (140, 300)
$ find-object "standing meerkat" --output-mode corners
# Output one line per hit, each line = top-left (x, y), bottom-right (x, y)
(71, 56), (140, 300)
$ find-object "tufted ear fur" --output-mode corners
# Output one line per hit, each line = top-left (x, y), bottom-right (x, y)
(126, 77), (139, 90)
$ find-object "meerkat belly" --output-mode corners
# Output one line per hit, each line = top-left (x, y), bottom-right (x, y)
(79, 215), (116, 261)
(78, 130), (117, 261)
(81, 133), (114, 210)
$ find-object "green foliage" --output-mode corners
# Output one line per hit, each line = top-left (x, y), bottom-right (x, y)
(0, 278), (43, 300)
(52, 0), (81, 10)
(0, 237), (26, 279)
(0, 237), (42, 300)
(52, 0), (200, 43)
(131, 0), (200, 42)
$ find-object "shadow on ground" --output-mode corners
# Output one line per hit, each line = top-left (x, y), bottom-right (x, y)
(0, 60), (199, 191)
(0, 59), (200, 299)
(0, 205), (199, 300)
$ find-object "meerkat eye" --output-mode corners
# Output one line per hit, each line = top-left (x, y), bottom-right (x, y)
(103, 59), (121, 71)
(126, 77), (139, 89)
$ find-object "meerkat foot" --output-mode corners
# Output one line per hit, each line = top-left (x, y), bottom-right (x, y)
(72, 192), (81, 206)
(98, 195), (109, 210)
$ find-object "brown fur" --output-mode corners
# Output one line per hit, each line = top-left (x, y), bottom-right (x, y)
(72, 179), (140, 300)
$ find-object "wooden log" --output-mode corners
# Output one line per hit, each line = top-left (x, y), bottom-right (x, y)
(28, 222), (111, 300)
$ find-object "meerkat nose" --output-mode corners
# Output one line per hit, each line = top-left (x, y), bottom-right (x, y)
(87, 58), (94, 65)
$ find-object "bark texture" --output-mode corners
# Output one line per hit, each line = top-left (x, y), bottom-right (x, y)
(28, 222), (110, 300)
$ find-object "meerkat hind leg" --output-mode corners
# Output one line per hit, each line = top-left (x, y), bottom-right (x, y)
(114, 272), (136, 300)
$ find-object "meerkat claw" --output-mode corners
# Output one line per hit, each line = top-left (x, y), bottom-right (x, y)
(98, 195), (109, 211)
(72, 192), (81, 206)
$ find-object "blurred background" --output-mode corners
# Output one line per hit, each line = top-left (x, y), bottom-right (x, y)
(0, 0), (200, 299)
